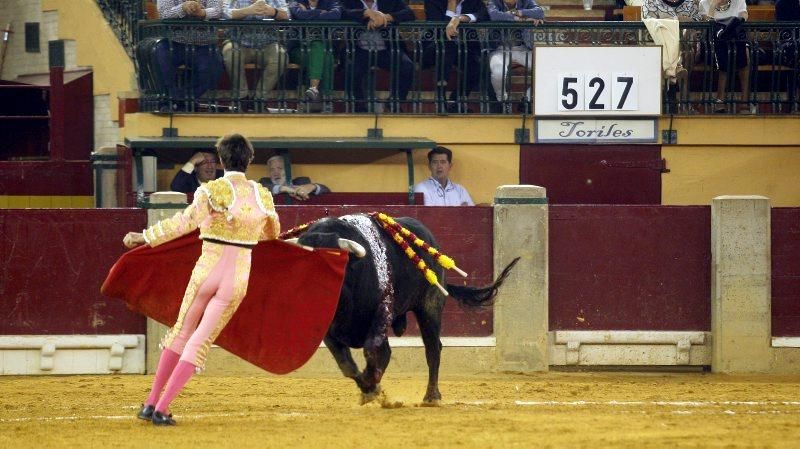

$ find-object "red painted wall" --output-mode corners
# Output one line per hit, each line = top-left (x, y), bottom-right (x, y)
(9, 205), (791, 339)
(0, 207), (492, 337)
(0, 161), (93, 195)
(772, 208), (800, 337)
(549, 205), (711, 331)
(276, 206), (495, 336)
(0, 209), (147, 334)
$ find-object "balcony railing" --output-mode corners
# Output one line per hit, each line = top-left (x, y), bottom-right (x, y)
(96, 0), (146, 57)
(134, 20), (800, 115)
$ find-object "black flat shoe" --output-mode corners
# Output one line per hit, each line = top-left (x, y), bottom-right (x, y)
(137, 404), (155, 420)
(152, 410), (176, 426)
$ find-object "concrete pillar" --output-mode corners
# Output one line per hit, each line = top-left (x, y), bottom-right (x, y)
(711, 195), (771, 373)
(144, 191), (188, 373)
(493, 185), (548, 372)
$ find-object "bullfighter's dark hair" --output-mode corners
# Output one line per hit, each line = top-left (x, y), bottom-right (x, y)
(216, 133), (254, 172)
(427, 146), (453, 163)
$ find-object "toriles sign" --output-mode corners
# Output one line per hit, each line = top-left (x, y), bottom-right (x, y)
(534, 119), (658, 143)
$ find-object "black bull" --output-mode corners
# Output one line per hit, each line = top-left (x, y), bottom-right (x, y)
(295, 214), (518, 404)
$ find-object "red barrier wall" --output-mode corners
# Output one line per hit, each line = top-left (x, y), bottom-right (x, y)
(772, 208), (800, 337)
(0, 207), (492, 338)
(0, 209), (147, 334)
(549, 205), (711, 331)
(276, 206), (495, 336)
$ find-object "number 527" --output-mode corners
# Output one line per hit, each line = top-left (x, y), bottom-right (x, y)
(558, 73), (637, 111)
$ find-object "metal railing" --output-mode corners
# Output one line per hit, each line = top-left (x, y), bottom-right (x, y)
(96, 0), (146, 57)
(133, 20), (800, 115)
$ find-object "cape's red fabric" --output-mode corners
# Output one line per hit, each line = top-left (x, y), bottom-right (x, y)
(101, 231), (348, 374)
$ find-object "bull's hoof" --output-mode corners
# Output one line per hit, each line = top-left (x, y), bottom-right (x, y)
(359, 385), (382, 405)
(420, 398), (441, 407)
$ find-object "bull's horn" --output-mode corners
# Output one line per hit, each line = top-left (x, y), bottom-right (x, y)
(338, 238), (366, 258)
(283, 237), (313, 252)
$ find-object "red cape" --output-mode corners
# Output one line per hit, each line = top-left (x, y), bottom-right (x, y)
(101, 231), (348, 374)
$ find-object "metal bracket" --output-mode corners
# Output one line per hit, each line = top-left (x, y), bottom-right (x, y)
(514, 128), (530, 144)
(162, 127), (179, 137)
(367, 128), (383, 139)
(662, 129), (677, 145)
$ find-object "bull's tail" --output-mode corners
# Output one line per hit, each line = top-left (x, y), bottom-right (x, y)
(445, 257), (520, 307)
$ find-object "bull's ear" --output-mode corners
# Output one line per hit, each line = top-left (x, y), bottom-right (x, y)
(338, 238), (366, 258)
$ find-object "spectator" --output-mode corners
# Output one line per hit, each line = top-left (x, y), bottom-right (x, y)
(289, 0), (343, 112)
(341, 0), (416, 113)
(414, 146), (474, 206)
(700, 0), (753, 114)
(154, 0), (224, 112)
(170, 150), (224, 193)
(487, 0), (544, 112)
(222, 0), (291, 111)
(641, 0), (703, 20)
(423, 0), (489, 113)
(776, 0), (800, 20)
(259, 154), (331, 201)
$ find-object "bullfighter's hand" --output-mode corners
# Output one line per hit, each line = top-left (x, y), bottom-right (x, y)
(123, 232), (146, 249)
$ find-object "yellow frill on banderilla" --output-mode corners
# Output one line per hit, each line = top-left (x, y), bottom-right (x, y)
(371, 212), (468, 296)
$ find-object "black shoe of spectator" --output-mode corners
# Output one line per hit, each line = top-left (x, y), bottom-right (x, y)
(445, 102), (473, 114)
(157, 101), (178, 113)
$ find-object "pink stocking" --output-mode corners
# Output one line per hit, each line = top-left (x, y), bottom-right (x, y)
(155, 360), (196, 413)
(145, 349), (180, 406)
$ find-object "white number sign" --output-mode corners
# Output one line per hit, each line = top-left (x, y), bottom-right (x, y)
(557, 73), (638, 112)
(535, 47), (661, 116)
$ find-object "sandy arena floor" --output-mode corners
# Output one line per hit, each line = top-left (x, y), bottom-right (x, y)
(2, 371), (800, 448)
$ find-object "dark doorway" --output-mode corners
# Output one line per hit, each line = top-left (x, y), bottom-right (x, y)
(520, 144), (666, 204)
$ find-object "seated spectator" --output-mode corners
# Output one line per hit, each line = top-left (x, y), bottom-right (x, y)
(289, 0), (343, 112)
(154, 0), (224, 112)
(170, 150), (224, 193)
(341, 0), (416, 113)
(641, 0), (703, 20)
(775, 0), (799, 84)
(776, 0), (800, 21)
(423, 0), (489, 113)
(700, 0), (753, 114)
(222, 0), (291, 111)
(414, 146), (474, 206)
(259, 155), (331, 201)
(487, 0), (544, 112)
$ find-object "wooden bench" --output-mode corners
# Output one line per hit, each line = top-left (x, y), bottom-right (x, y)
(622, 5), (641, 21)
(748, 5), (776, 22)
(124, 136), (437, 206)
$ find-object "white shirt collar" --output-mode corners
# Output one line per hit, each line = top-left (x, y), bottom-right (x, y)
(429, 176), (453, 190)
(224, 171), (246, 178)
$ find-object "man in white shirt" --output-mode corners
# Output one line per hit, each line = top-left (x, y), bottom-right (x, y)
(414, 146), (474, 206)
